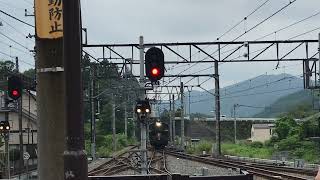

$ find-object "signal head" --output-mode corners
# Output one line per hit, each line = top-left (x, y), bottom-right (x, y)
(145, 47), (165, 82)
(8, 76), (22, 100)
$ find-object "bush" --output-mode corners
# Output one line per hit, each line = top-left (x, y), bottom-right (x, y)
(277, 135), (301, 151)
(250, 141), (263, 148)
(196, 141), (212, 153)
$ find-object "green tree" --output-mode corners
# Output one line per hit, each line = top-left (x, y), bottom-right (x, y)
(0, 60), (15, 79)
(23, 68), (35, 78)
(274, 116), (299, 140)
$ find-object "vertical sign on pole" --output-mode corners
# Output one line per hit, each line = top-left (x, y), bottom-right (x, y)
(35, 0), (63, 39)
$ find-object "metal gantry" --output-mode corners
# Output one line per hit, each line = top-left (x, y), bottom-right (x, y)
(83, 37), (320, 157)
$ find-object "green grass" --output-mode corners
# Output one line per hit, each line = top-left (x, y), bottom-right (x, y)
(222, 143), (273, 159)
(85, 133), (137, 158)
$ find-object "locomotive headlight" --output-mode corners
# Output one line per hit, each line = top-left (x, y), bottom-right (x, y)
(136, 108), (142, 113)
(145, 108), (150, 113)
(156, 122), (162, 127)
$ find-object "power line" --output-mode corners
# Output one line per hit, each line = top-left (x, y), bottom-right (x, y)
(288, 26), (320, 40)
(166, 0), (271, 74)
(216, 0), (271, 41)
(0, 31), (31, 51)
(255, 10), (320, 41)
(231, 0), (298, 43)
(0, 16), (34, 43)
(190, 86), (302, 104)
(0, 9), (34, 28)
(162, 0), (298, 87)
(0, 38), (33, 56)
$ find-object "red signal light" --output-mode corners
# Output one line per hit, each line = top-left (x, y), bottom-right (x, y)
(12, 90), (19, 97)
(151, 68), (159, 76)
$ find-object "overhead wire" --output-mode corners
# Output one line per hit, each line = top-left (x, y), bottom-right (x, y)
(0, 9), (34, 28)
(191, 86), (303, 104)
(255, 10), (320, 41)
(165, 0), (271, 75)
(0, 31), (31, 51)
(162, 0), (298, 87)
(0, 16), (34, 43)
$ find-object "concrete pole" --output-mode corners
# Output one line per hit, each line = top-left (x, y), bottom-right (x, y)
(318, 33), (320, 87)
(132, 104), (136, 139)
(233, 104), (237, 144)
(214, 58), (221, 156)
(125, 102), (128, 138)
(15, 58), (24, 175)
(172, 94), (176, 144)
(188, 90), (191, 116)
(90, 65), (96, 160)
(36, 39), (65, 179)
(4, 92), (10, 179)
(112, 94), (116, 152)
(139, 36), (147, 175)
(169, 94), (173, 142)
(180, 82), (185, 150)
(62, 0), (88, 178)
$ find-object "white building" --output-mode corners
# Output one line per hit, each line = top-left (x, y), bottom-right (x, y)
(250, 123), (275, 142)
(0, 91), (37, 158)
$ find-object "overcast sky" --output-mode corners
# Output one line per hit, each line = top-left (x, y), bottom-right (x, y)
(0, 0), (320, 95)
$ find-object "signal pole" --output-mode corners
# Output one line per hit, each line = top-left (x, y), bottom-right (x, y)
(124, 98), (128, 138)
(132, 104), (136, 139)
(15, 58), (24, 175)
(172, 94), (176, 144)
(112, 94), (116, 152)
(180, 82), (185, 150)
(90, 65), (96, 160)
(139, 36), (147, 175)
(63, 0), (88, 179)
(169, 94), (173, 142)
(214, 54), (221, 155)
(4, 92), (10, 179)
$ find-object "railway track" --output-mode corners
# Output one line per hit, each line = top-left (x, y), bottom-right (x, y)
(165, 150), (315, 180)
(89, 145), (140, 176)
(148, 149), (171, 175)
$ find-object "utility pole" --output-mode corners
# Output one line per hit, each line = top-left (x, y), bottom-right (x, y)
(4, 91), (10, 179)
(180, 82), (185, 150)
(172, 94), (175, 144)
(188, 90), (191, 116)
(139, 36), (147, 175)
(132, 103), (136, 139)
(63, 0), (88, 179)
(90, 65), (96, 160)
(169, 94), (172, 142)
(112, 94), (116, 152)
(35, 13), (66, 180)
(214, 55), (221, 156)
(233, 104), (238, 144)
(318, 33), (320, 87)
(124, 98), (128, 138)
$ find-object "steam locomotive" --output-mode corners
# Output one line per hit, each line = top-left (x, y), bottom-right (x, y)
(149, 121), (169, 149)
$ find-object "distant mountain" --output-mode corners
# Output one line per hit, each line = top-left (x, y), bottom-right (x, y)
(179, 73), (304, 117)
(254, 89), (318, 118)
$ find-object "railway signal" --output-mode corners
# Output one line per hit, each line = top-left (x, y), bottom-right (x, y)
(8, 75), (22, 100)
(135, 99), (151, 121)
(145, 47), (164, 82)
(0, 121), (10, 132)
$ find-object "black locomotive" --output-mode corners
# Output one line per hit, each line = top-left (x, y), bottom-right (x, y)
(149, 121), (169, 149)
